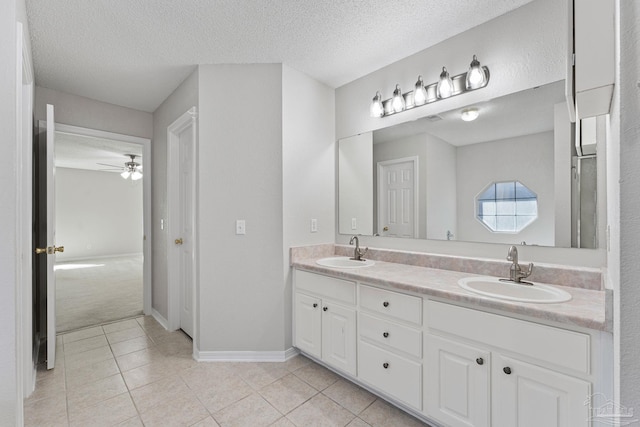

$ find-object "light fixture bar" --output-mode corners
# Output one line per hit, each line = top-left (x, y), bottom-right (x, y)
(375, 65), (490, 118)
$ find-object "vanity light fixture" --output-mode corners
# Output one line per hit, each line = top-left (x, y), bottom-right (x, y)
(368, 55), (490, 118)
(436, 67), (454, 99)
(391, 85), (406, 113)
(414, 76), (428, 106)
(461, 107), (479, 121)
(466, 55), (487, 90)
(369, 91), (384, 118)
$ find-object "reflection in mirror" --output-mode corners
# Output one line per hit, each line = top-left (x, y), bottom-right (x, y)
(338, 80), (604, 248)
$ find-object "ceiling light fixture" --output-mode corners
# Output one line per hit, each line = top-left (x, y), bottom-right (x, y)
(120, 154), (143, 180)
(461, 107), (479, 121)
(368, 55), (490, 118)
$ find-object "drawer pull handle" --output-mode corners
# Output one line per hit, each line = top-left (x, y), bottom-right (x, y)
(383, 301), (389, 307)
(383, 362), (389, 369)
(503, 366), (512, 375)
(476, 357), (484, 365)
(312, 303), (318, 308)
(323, 306), (328, 311)
(383, 332), (389, 338)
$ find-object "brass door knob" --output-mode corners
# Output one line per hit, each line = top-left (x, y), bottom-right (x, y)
(383, 226), (389, 232)
(175, 238), (183, 245)
(35, 247), (48, 254)
(54, 246), (64, 253)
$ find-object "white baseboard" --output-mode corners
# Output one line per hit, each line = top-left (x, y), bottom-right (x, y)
(196, 347), (299, 362)
(151, 309), (170, 330)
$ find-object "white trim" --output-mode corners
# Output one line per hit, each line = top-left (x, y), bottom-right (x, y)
(166, 107), (198, 350)
(151, 309), (170, 330)
(377, 156), (420, 238)
(56, 252), (144, 263)
(196, 348), (299, 362)
(45, 124), (153, 316)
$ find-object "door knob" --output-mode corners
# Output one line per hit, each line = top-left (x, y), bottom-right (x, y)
(383, 226), (389, 232)
(54, 246), (64, 253)
(35, 247), (48, 255)
(175, 238), (183, 245)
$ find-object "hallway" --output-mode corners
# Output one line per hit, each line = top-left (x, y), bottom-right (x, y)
(24, 316), (429, 427)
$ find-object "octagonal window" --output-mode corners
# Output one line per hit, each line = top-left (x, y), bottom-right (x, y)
(476, 181), (537, 233)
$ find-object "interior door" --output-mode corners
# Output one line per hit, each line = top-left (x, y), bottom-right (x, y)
(178, 124), (194, 337)
(378, 159), (417, 238)
(35, 104), (58, 370)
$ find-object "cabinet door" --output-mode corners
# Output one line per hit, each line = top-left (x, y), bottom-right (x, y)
(425, 334), (490, 427)
(294, 293), (322, 359)
(321, 302), (357, 376)
(493, 354), (591, 427)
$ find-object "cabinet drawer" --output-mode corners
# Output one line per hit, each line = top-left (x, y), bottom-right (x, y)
(359, 313), (422, 358)
(427, 301), (591, 374)
(358, 341), (422, 409)
(360, 285), (422, 325)
(296, 270), (356, 304)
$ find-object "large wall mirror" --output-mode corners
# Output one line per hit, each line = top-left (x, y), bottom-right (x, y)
(338, 80), (605, 249)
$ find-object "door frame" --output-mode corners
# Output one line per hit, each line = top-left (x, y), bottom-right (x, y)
(166, 107), (198, 346)
(51, 123), (153, 315)
(377, 156), (420, 238)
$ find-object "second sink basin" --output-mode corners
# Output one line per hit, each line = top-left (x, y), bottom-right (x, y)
(316, 256), (375, 269)
(458, 276), (572, 303)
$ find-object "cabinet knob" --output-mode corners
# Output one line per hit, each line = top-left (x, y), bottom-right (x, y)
(503, 366), (512, 375)
(383, 332), (389, 338)
(383, 301), (389, 307)
(312, 303), (318, 308)
(383, 362), (389, 369)
(476, 357), (484, 365)
(323, 306), (328, 311)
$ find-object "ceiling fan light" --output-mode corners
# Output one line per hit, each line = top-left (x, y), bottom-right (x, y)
(131, 170), (143, 181)
(437, 67), (454, 99)
(121, 170), (131, 179)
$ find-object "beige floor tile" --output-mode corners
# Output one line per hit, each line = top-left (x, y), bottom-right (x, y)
(191, 416), (221, 426)
(152, 332), (193, 356)
(64, 334), (109, 355)
(130, 374), (191, 413)
(106, 325), (147, 344)
(29, 369), (66, 402)
(359, 399), (429, 427)
(270, 417), (296, 427)
(24, 393), (67, 427)
(213, 393), (282, 427)
(103, 318), (142, 334)
(62, 326), (105, 344)
(292, 362), (340, 391)
(283, 354), (312, 372)
(116, 346), (166, 372)
(122, 358), (177, 390)
(180, 362), (235, 390)
(117, 416), (144, 426)
(259, 373), (318, 414)
(68, 392), (137, 427)
(67, 373), (128, 411)
(66, 357), (120, 389)
(233, 362), (290, 389)
(188, 371), (253, 413)
(110, 335), (155, 357)
(287, 394), (355, 427)
(323, 379), (377, 415)
(139, 392), (210, 427)
(64, 345), (114, 370)
(346, 418), (372, 427)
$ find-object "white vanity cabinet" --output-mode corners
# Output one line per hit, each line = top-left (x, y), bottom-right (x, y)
(425, 300), (592, 427)
(293, 270), (357, 376)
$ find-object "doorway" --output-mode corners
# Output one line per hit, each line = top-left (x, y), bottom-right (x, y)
(51, 124), (152, 332)
(377, 157), (419, 238)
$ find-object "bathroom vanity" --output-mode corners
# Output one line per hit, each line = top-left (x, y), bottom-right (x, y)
(291, 246), (610, 427)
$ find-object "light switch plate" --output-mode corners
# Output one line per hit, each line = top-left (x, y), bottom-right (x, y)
(351, 218), (357, 230)
(236, 220), (246, 235)
(311, 219), (318, 233)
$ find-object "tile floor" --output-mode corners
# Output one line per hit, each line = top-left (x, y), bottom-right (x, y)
(55, 255), (143, 332)
(25, 316), (431, 427)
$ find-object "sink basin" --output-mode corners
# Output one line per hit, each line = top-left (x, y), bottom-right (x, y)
(458, 276), (572, 303)
(316, 257), (375, 269)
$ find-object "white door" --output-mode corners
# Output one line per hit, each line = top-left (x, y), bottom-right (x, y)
(425, 334), (490, 427)
(321, 302), (356, 376)
(178, 124), (194, 338)
(294, 293), (322, 359)
(492, 354), (591, 427)
(378, 158), (418, 238)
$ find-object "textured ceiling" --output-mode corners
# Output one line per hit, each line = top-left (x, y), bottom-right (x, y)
(26, 0), (533, 112)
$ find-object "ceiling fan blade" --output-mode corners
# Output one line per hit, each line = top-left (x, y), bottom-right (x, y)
(97, 162), (123, 168)
(98, 168), (122, 171)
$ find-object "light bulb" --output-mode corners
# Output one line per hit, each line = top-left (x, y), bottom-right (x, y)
(461, 108), (479, 121)
(414, 76), (427, 106)
(131, 170), (143, 181)
(437, 67), (454, 99)
(392, 84), (405, 113)
(369, 91), (384, 117)
(121, 170), (131, 179)
(466, 55), (487, 90)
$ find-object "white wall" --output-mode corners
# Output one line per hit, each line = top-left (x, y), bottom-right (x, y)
(198, 64), (285, 352)
(340, 133), (374, 235)
(151, 69), (198, 321)
(35, 86), (152, 138)
(456, 132), (555, 246)
(426, 136), (457, 241)
(282, 64), (335, 349)
(55, 168), (143, 261)
(554, 103), (573, 247)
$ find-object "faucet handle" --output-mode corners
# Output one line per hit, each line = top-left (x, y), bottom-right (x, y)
(522, 262), (534, 278)
(358, 247), (369, 258)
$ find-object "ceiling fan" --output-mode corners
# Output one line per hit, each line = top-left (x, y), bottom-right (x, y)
(98, 154), (143, 180)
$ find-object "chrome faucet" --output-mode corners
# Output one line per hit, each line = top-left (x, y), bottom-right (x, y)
(349, 235), (368, 261)
(503, 245), (534, 285)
